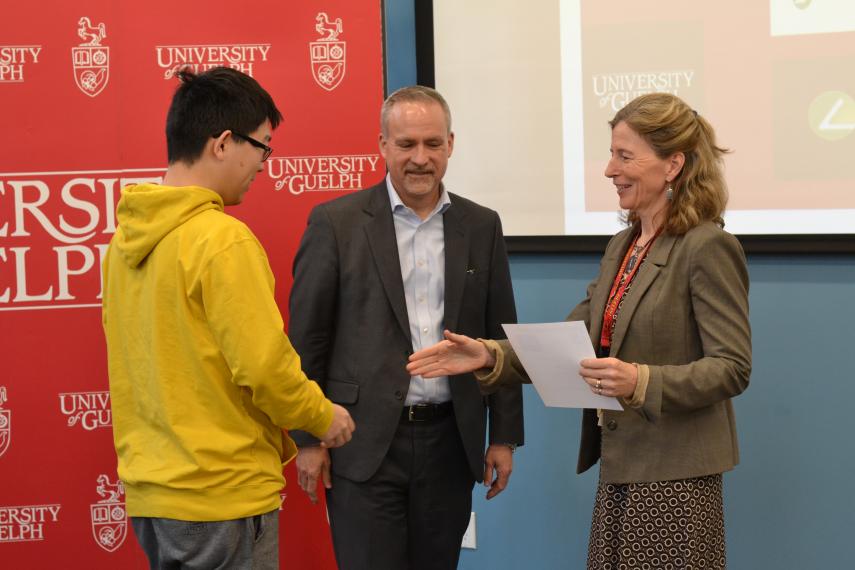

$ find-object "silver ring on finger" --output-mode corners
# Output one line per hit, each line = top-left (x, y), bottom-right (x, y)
(596, 379), (602, 390)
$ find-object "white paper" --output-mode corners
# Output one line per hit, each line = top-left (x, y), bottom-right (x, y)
(501, 321), (622, 410)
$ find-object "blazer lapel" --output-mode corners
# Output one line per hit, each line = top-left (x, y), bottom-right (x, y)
(363, 185), (412, 343)
(442, 198), (468, 333)
(608, 232), (678, 356)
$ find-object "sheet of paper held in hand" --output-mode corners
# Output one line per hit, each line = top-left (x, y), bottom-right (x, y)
(501, 321), (622, 410)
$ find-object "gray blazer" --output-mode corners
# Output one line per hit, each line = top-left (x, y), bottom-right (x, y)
(490, 221), (750, 483)
(289, 182), (524, 482)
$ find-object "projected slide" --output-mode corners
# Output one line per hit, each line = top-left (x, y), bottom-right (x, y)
(564, 0), (855, 235)
(434, 0), (855, 236)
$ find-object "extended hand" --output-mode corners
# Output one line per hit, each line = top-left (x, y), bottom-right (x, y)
(406, 330), (494, 378)
(296, 446), (331, 505)
(320, 404), (355, 448)
(579, 357), (637, 399)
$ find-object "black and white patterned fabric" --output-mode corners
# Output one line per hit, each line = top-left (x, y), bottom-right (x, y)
(588, 474), (726, 569)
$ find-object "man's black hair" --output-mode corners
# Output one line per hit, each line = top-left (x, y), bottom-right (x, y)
(165, 67), (283, 165)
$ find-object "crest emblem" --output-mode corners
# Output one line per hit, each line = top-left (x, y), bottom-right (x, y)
(72, 17), (109, 97)
(90, 474), (127, 552)
(0, 387), (10, 458)
(310, 12), (346, 91)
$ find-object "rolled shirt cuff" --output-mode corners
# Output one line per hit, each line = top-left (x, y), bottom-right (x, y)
(621, 363), (650, 408)
(473, 338), (505, 391)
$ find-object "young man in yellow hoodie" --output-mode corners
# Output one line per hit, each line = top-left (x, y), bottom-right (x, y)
(102, 67), (355, 569)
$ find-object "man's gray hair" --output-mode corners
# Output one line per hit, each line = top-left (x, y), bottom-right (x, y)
(380, 85), (452, 136)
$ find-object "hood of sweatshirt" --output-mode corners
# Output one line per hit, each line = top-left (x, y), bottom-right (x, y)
(112, 183), (223, 268)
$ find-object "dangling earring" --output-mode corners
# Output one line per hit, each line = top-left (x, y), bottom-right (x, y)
(666, 185), (673, 201)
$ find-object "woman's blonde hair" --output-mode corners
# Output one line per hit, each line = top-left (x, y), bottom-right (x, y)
(610, 93), (729, 234)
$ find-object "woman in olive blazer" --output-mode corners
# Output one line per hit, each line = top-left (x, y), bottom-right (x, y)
(407, 93), (750, 570)
(568, 219), (750, 484)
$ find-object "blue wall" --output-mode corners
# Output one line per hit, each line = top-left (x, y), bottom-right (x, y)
(383, 0), (417, 93)
(384, 3), (855, 567)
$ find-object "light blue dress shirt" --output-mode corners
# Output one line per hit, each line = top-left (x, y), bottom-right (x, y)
(386, 175), (452, 405)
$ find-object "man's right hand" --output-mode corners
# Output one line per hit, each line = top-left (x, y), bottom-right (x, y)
(296, 446), (331, 505)
(320, 403), (355, 448)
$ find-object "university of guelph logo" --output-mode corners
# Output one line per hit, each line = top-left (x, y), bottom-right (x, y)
(310, 12), (346, 91)
(90, 474), (127, 552)
(72, 17), (109, 97)
(0, 387), (9, 458)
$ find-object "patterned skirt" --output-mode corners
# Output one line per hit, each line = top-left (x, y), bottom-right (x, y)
(587, 474), (726, 570)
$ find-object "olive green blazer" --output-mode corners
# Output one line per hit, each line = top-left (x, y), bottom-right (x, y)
(490, 221), (751, 483)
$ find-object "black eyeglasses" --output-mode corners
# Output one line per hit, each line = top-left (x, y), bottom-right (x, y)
(231, 131), (273, 161)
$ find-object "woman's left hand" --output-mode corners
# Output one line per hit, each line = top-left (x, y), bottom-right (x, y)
(579, 357), (637, 399)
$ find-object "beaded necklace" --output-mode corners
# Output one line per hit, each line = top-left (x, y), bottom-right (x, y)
(599, 229), (661, 351)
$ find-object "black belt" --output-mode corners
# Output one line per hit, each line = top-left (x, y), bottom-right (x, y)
(401, 401), (454, 423)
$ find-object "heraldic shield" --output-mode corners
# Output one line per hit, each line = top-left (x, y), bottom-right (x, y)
(72, 46), (110, 97)
(90, 502), (127, 552)
(310, 41), (346, 91)
(0, 409), (10, 457)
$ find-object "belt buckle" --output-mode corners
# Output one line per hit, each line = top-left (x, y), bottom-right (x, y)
(408, 404), (431, 422)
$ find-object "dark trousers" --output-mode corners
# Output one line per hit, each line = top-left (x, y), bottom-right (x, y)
(326, 413), (475, 570)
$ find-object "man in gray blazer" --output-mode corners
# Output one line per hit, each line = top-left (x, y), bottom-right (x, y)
(289, 86), (524, 570)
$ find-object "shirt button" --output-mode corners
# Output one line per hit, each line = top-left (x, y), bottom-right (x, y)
(418, 296), (425, 303)
(607, 420), (618, 431)
(417, 260), (425, 267)
(422, 327), (429, 333)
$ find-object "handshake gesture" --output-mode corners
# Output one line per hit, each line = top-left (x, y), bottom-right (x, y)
(405, 330), (495, 378)
(408, 329), (638, 399)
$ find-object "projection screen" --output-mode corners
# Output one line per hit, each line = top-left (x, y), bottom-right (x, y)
(432, 0), (855, 245)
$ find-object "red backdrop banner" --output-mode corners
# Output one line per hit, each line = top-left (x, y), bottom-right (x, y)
(0, 2), (385, 567)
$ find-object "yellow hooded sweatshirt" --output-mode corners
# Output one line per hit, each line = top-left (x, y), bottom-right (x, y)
(102, 183), (333, 520)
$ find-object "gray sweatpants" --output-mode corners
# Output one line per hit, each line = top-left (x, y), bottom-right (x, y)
(131, 509), (279, 570)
